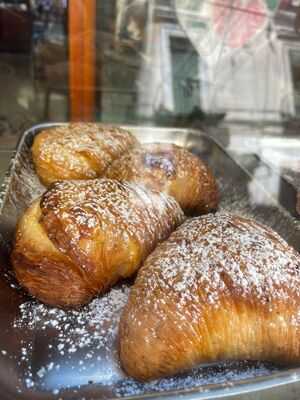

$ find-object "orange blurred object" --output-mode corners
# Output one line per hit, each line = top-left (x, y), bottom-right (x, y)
(69, 0), (96, 121)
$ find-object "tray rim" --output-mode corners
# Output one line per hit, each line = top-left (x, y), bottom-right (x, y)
(1, 122), (300, 400)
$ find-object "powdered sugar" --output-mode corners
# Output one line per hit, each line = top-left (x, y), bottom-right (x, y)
(114, 361), (278, 397)
(119, 213), (300, 382)
(13, 285), (278, 397)
(41, 178), (184, 256)
(105, 142), (218, 213)
(13, 285), (130, 393)
(33, 123), (138, 184)
(134, 213), (300, 315)
(14, 285), (129, 348)
(2, 126), (300, 398)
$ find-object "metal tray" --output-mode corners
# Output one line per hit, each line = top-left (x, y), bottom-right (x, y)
(0, 123), (300, 400)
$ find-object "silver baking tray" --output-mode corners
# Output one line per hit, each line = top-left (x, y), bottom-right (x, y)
(0, 123), (300, 400)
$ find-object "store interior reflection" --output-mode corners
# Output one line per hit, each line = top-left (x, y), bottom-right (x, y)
(0, 0), (300, 213)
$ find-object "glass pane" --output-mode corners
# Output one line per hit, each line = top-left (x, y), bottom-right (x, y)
(0, 0), (300, 145)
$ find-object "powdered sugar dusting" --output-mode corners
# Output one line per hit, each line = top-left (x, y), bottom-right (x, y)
(33, 123), (138, 184)
(135, 213), (300, 315)
(2, 127), (300, 397)
(13, 285), (130, 393)
(106, 142), (218, 213)
(41, 178), (184, 257)
(114, 361), (278, 397)
(119, 213), (300, 382)
(13, 285), (278, 397)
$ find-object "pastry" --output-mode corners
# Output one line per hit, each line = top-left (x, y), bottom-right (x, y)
(106, 143), (218, 214)
(11, 179), (184, 308)
(119, 213), (300, 380)
(32, 123), (138, 187)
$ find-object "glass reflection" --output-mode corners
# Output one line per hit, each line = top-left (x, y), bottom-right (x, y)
(1, 0), (300, 134)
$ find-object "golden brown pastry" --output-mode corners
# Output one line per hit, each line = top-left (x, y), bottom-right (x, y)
(119, 213), (300, 381)
(11, 179), (184, 308)
(32, 123), (138, 187)
(106, 143), (218, 214)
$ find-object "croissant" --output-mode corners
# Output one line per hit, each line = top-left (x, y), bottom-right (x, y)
(106, 143), (218, 214)
(11, 179), (184, 308)
(31, 123), (138, 187)
(119, 213), (300, 381)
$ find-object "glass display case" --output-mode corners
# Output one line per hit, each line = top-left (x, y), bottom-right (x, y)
(0, 0), (299, 210)
(1, 1), (300, 399)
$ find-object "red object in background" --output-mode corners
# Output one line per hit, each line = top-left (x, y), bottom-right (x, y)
(0, 4), (32, 53)
(212, 0), (267, 48)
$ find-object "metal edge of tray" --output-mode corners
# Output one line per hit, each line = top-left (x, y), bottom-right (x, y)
(1, 122), (300, 400)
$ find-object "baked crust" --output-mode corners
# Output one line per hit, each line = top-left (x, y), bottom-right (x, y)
(106, 143), (218, 214)
(32, 123), (138, 187)
(119, 213), (300, 380)
(11, 179), (184, 308)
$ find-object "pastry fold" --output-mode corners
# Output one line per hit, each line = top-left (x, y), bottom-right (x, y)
(32, 123), (138, 186)
(106, 143), (218, 214)
(11, 179), (184, 308)
(119, 213), (300, 381)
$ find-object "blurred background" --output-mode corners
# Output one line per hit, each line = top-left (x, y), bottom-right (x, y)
(1, 0), (300, 193)
(2, 0), (300, 139)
